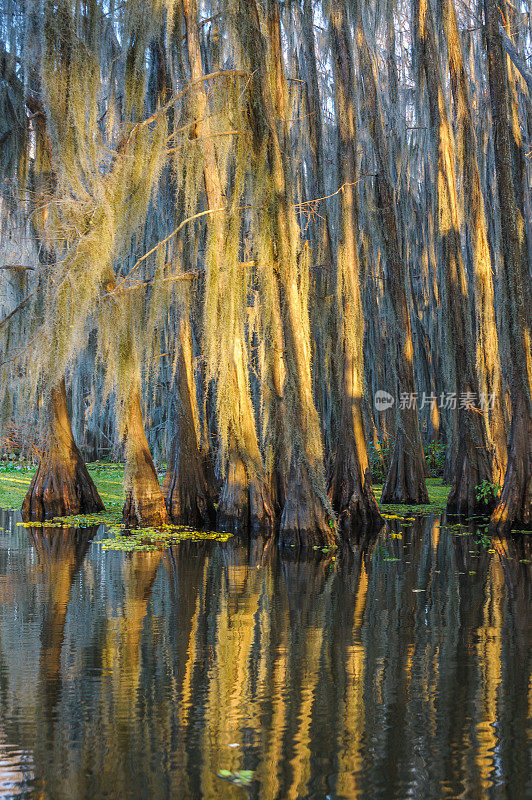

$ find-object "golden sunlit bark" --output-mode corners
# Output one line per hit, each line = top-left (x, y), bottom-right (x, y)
(328, 0), (383, 535)
(104, 272), (166, 529)
(416, 0), (496, 516)
(163, 316), (214, 527)
(182, 0), (274, 537)
(356, 13), (429, 506)
(235, 0), (338, 547)
(22, 379), (104, 521)
(484, 0), (532, 533)
(440, 0), (507, 484)
(122, 383), (168, 527)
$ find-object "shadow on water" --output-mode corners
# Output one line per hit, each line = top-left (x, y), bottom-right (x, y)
(0, 508), (529, 799)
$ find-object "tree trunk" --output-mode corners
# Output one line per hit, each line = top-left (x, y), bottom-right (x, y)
(22, 379), (104, 521)
(262, 272), (290, 515)
(216, 335), (275, 536)
(416, 0), (496, 516)
(484, 0), (532, 532)
(329, 386), (383, 534)
(163, 318), (214, 527)
(182, 0), (274, 537)
(122, 385), (167, 527)
(279, 457), (337, 548)
(356, 14), (429, 505)
(294, 0), (334, 269)
(292, 0), (339, 463)
(327, 0), (383, 533)
(235, 0), (338, 547)
(440, 0), (507, 484)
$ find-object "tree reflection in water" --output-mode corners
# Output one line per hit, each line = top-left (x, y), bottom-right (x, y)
(0, 510), (529, 799)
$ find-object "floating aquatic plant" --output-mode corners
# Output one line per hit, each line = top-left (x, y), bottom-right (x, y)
(99, 525), (232, 552)
(217, 769), (255, 787)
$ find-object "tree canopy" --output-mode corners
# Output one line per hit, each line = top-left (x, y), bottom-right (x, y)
(0, 0), (530, 542)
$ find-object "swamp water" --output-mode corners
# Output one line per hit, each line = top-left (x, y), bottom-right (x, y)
(0, 508), (529, 800)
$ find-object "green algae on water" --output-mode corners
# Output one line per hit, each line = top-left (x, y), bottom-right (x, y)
(99, 525), (232, 552)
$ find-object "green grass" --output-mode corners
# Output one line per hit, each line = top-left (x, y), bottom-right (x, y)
(0, 461), (125, 511)
(0, 468), (35, 509)
(374, 478), (451, 517)
(0, 462), (451, 519)
(1, 462), (233, 552)
(0, 463), (459, 552)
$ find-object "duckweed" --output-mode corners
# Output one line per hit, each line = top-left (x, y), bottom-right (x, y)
(100, 525), (232, 552)
(374, 479), (451, 516)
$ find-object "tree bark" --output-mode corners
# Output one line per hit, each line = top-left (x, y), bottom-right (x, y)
(498, 22), (532, 97)
(22, 379), (104, 521)
(262, 271), (290, 515)
(484, 0), (532, 533)
(292, 0), (339, 463)
(216, 334), (275, 537)
(122, 385), (167, 527)
(182, 0), (274, 537)
(163, 318), (214, 527)
(416, 0), (496, 516)
(440, 0), (507, 484)
(356, 13), (429, 505)
(236, 0), (338, 547)
(327, 0), (383, 533)
(293, 0), (334, 269)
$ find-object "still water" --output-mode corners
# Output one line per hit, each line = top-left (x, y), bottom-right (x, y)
(0, 509), (530, 800)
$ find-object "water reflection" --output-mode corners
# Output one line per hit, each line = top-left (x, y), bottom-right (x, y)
(0, 509), (529, 799)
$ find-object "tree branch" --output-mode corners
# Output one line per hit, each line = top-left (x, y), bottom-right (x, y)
(499, 23), (532, 97)
(0, 288), (40, 330)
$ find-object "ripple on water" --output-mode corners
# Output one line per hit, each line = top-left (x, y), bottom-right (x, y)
(0, 509), (529, 800)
